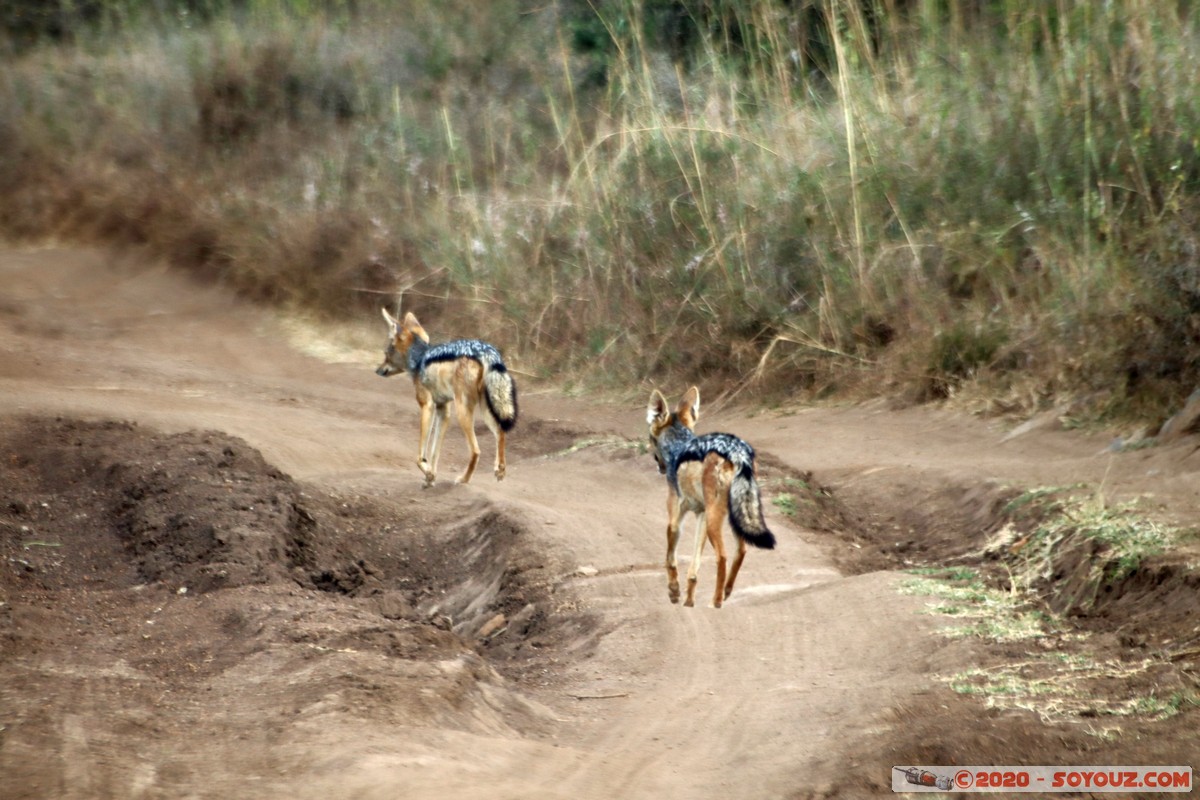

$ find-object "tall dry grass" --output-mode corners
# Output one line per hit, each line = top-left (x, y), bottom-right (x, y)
(2, 1), (1199, 419)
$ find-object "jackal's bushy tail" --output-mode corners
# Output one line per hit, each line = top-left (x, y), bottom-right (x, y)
(728, 462), (776, 549)
(482, 361), (518, 432)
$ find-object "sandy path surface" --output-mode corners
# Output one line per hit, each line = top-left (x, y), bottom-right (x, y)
(1, 247), (1195, 799)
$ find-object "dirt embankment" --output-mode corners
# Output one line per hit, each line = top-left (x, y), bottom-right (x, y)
(1, 247), (1198, 799)
(0, 414), (602, 798)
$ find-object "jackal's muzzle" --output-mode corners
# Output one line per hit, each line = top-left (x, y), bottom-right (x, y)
(376, 342), (405, 377)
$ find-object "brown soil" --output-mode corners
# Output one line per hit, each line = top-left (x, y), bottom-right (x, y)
(0, 247), (1197, 799)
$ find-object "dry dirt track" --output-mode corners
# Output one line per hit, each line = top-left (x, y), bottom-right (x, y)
(1, 247), (1197, 799)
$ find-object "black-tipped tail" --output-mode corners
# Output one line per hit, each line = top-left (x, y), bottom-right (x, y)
(483, 362), (518, 432)
(728, 462), (776, 549)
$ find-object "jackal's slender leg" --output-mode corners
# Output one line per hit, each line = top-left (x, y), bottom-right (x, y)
(707, 511), (728, 608)
(665, 495), (683, 604)
(454, 400), (481, 484)
(493, 428), (506, 481)
(417, 397), (436, 484)
(724, 536), (748, 601)
(476, 405), (507, 481)
(427, 403), (451, 483)
(424, 409), (443, 464)
(684, 512), (707, 607)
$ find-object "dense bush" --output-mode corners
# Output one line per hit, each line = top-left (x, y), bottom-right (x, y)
(2, 0), (1199, 420)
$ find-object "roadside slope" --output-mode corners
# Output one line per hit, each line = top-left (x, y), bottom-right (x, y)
(1, 247), (1195, 799)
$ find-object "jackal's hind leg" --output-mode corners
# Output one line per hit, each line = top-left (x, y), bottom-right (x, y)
(684, 513), (707, 607)
(430, 403), (452, 479)
(724, 537), (748, 600)
(665, 507), (682, 604)
(707, 514), (728, 609)
(493, 429), (506, 481)
(481, 411), (506, 481)
(454, 401), (481, 484)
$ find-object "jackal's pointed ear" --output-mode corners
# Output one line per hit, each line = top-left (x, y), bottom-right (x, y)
(403, 311), (430, 343)
(381, 307), (400, 332)
(677, 386), (700, 427)
(647, 389), (670, 427)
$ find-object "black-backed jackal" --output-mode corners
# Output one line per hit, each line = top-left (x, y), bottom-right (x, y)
(377, 309), (518, 487)
(646, 386), (775, 607)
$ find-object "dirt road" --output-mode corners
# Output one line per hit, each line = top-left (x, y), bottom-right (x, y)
(1, 248), (1196, 799)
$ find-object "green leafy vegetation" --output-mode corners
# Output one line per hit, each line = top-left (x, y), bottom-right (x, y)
(3, 1), (1200, 414)
(898, 574), (1053, 643)
(1002, 487), (1173, 584)
(901, 486), (1183, 722)
(771, 493), (797, 518)
(946, 660), (1198, 724)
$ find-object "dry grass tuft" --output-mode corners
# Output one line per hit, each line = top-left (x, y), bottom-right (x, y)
(3, 1), (1200, 417)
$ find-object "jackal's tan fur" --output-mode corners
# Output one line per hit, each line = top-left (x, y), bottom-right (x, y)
(377, 309), (517, 487)
(647, 386), (775, 607)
